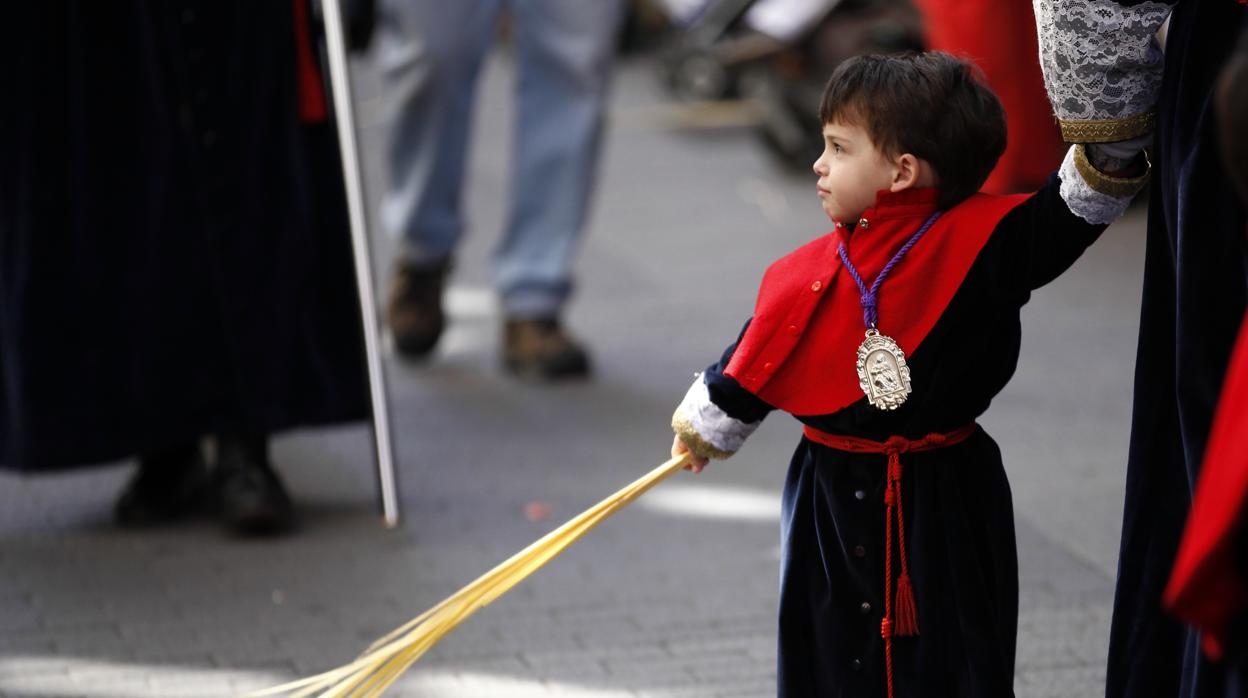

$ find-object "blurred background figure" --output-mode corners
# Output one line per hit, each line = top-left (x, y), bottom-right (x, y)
(0, 2), (367, 536)
(377, 0), (626, 380)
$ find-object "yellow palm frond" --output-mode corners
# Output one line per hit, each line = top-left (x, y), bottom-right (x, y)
(240, 451), (693, 698)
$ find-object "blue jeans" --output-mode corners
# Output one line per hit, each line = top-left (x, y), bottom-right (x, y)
(376, 0), (624, 318)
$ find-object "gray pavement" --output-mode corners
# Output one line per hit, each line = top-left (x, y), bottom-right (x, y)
(0, 49), (1145, 698)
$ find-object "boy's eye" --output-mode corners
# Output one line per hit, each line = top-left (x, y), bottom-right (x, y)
(832, 144), (843, 154)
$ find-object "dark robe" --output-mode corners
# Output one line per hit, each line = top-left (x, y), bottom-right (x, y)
(0, 2), (368, 472)
(700, 173), (1106, 697)
(1106, 2), (1248, 697)
(1166, 312), (1248, 678)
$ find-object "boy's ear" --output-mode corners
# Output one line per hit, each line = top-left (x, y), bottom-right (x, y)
(890, 153), (921, 192)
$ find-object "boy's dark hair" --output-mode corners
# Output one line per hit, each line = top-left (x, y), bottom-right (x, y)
(819, 52), (1007, 209)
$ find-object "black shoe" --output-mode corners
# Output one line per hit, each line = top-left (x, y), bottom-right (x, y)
(216, 433), (294, 536)
(502, 317), (591, 381)
(386, 256), (450, 358)
(115, 442), (212, 526)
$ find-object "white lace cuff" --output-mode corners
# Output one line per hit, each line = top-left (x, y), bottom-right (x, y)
(671, 375), (760, 460)
(1058, 144), (1147, 225)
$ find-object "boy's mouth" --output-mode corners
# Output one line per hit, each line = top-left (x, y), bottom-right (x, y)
(816, 186), (831, 198)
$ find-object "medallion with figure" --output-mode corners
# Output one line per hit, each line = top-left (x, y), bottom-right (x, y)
(856, 329), (912, 410)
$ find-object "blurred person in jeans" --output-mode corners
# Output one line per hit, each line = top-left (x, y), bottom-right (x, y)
(377, 0), (624, 380)
(0, 2), (367, 535)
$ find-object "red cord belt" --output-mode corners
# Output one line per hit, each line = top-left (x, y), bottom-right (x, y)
(802, 422), (978, 698)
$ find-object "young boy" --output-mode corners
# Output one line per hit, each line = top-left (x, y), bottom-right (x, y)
(669, 52), (1149, 697)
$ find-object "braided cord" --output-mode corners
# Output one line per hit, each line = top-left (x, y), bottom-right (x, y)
(837, 211), (944, 329)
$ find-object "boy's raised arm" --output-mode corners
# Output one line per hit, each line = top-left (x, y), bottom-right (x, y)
(983, 144), (1149, 300)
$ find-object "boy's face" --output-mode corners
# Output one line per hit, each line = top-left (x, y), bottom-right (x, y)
(812, 120), (900, 225)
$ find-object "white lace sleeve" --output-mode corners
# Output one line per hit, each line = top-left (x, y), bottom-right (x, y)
(671, 375), (761, 460)
(1058, 144), (1149, 224)
(1033, 0), (1174, 142)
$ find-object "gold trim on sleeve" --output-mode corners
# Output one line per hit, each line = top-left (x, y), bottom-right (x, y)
(1059, 111), (1156, 144)
(1073, 144), (1151, 198)
(671, 411), (736, 460)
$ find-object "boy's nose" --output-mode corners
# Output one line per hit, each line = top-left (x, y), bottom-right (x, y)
(812, 154), (829, 176)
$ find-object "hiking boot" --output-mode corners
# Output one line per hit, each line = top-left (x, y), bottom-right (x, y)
(115, 442), (212, 526)
(216, 433), (294, 536)
(386, 256), (450, 358)
(502, 317), (591, 381)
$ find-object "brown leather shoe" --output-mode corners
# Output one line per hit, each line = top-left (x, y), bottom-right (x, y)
(502, 318), (591, 380)
(386, 256), (449, 358)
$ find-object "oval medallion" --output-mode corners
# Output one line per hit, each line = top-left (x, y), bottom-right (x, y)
(855, 329), (912, 410)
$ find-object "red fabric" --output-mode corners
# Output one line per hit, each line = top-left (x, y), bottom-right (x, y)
(803, 423), (979, 698)
(1165, 313), (1248, 660)
(292, 0), (328, 123)
(724, 188), (1029, 415)
(913, 0), (1064, 193)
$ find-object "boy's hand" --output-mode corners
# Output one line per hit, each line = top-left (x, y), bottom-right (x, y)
(672, 434), (710, 474)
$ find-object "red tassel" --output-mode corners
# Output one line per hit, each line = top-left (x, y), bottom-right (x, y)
(893, 573), (919, 636)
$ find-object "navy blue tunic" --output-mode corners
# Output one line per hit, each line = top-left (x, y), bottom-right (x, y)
(698, 173), (1106, 697)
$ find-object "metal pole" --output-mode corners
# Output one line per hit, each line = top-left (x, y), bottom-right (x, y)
(320, 0), (401, 527)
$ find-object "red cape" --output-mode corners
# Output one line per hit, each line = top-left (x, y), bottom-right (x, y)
(1165, 312), (1248, 660)
(725, 187), (1029, 416)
